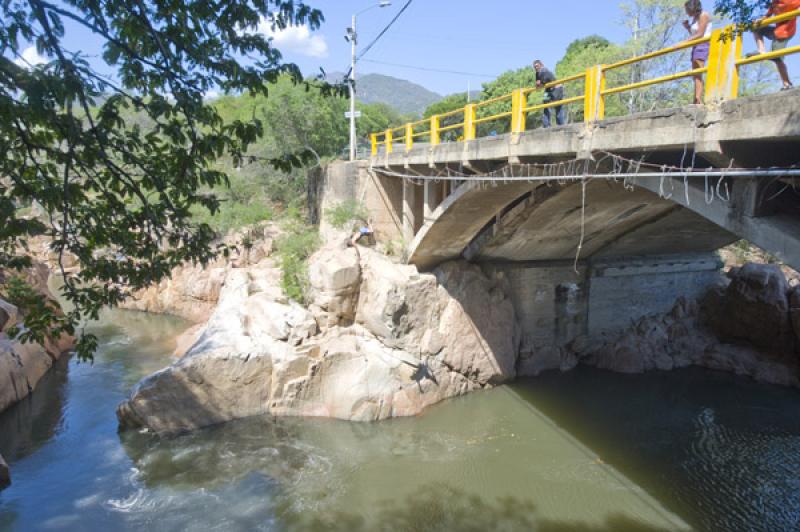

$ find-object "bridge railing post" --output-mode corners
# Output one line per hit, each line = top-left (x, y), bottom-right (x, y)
(385, 128), (393, 154)
(584, 65), (605, 124)
(511, 89), (526, 134)
(371, 133), (378, 156)
(464, 103), (477, 141)
(430, 115), (441, 146)
(705, 26), (741, 104)
(405, 123), (414, 152)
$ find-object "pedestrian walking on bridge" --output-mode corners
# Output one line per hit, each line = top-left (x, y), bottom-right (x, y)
(682, 0), (713, 104)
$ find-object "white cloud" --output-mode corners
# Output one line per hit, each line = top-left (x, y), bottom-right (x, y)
(257, 19), (329, 58)
(14, 45), (48, 68)
(204, 89), (221, 101)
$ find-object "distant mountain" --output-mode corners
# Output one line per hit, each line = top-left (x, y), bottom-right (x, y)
(327, 72), (442, 117)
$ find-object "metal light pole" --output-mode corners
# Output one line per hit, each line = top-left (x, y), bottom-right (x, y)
(348, 1), (391, 161)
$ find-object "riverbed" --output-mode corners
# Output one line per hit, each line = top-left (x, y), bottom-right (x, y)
(1, 309), (800, 531)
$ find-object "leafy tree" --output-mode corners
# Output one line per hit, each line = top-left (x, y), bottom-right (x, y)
(555, 36), (624, 121)
(423, 92), (469, 119)
(478, 67), (540, 134)
(714, 0), (774, 25)
(0, 0), (337, 360)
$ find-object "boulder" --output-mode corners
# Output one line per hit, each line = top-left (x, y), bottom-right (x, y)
(710, 263), (794, 352)
(0, 299), (19, 332)
(173, 323), (206, 358)
(0, 452), (9, 489)
(308, 241), (361, 329)
(121, 263), (228, 323)
(119, 247), (522, 433)
(0, 335), (55, 413)
(117, 270), (286, 433)
(0, 274), (75, 416)
(355, 251), (519, 384)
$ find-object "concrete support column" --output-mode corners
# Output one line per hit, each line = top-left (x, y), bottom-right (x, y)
(424, 181), (442, 221)
(403, 180), (417, 242)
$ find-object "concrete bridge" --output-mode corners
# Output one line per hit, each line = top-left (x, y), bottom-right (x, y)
(385, 90), (800, 272)
(316, 90), (799, 358)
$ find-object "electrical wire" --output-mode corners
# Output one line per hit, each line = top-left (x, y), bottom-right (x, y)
(360, 58), (497, 78)
(358, 0), (414, 61)
(343, 0), (414, 80)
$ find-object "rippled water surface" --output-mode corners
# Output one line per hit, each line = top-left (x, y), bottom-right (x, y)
(2, 309), (800, 531)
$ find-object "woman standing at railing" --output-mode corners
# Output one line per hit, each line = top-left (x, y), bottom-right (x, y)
(682, 0), (712, 104)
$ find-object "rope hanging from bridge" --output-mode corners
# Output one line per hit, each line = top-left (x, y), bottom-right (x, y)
(370, 152), (800, 208)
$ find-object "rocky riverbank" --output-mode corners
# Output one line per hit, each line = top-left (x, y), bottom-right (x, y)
(117, 234), (519, 434)
(1, 263), (75, 415)
(582, 263), (800, 385)
(115, 220), (800, 435)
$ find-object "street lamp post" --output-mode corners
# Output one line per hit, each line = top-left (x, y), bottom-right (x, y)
(348, 1), (391, 161)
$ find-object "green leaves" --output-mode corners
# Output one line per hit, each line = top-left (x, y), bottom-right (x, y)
(714, 1), (773, 26)
(1, 0), (333, 360)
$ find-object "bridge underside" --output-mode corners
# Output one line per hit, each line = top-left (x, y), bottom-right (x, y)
(383, 91), (800, 272)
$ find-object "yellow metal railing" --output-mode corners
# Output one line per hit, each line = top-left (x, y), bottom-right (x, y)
(371, 10), (800, 155)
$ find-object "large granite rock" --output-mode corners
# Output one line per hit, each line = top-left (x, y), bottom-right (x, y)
(0, 267), (76, 415)
(0, 452), (9, 489)
(118, 242), (521, 434)
(120, 223), (280, 323)
(708, 263), (795, 353)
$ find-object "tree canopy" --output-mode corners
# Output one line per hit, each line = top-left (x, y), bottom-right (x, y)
(1, 0), (339, 359)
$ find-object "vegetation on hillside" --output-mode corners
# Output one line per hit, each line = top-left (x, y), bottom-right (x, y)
(422, 0), (784, 130)
(1, 0), (342, 359)
(356, 73), (442, 116)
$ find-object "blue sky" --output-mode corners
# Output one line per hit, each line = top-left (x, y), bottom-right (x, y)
(301, 0), (638, 94)
(9, 0), (796, 96)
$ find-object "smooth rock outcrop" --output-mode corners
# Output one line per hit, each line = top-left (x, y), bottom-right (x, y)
(118, 242), (520, 434)
(0, 453), (9, 489)
(120, 224), (280, 323)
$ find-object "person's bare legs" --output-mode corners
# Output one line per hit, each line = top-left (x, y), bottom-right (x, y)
(775, 59), (792, 88)
(692, 58), (705, 104)
(753, 30), (767, 54)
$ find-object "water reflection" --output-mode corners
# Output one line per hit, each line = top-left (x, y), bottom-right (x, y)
(1, 308), (800, 531)
(514, 367), (800, 531)
(0, 357), (68, 463)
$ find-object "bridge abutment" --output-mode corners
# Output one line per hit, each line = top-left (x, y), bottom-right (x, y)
(484, 253), (722, 375)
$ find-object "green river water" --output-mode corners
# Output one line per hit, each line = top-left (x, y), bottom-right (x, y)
(1, 308), (800, 531)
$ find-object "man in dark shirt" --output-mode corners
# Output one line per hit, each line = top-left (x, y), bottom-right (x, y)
(533, 60), (566, 127)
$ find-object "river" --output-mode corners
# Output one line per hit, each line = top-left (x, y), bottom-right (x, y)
(2, 309), (800, 531)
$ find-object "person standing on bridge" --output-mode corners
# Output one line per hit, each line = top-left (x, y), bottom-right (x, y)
(748, 0), (799, 91)
(533, 60), (566, 128)
(682, 0), (712, 104)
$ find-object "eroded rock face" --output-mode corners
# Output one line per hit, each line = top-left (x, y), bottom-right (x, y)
(0, 265), (76, 415)
(120, 224), (281, 323)
(118, 242), (521, 434)
(709, 263), (795, 353)
(0, 452), (9, 489)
